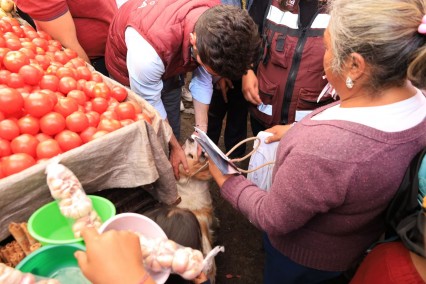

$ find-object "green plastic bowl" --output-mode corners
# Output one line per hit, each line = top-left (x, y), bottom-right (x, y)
(28, 195), (116, 246)
(16, 243), (86, 280)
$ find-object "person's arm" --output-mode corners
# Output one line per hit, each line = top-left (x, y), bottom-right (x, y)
(264, 124), (294, 143)
(126, 27), (189, 179)
(35, 11), (90, 63)
(242, 69), (262, 105)
(75, 228), (155, 284)
(189, 66), (213, 133)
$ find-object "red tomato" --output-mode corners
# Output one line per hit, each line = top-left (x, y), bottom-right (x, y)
(39, 74), (59, 91)
(6, 73), (25, 89)
(3, 17), (21, 28)
(65, 111), (89, 133)
(91, 73), (103, 83)
(58, 76), (77, 95)
(120, 119), (135, 127)
(0, 111), (4, 120)
(97, 118), (121, 132)
(37, 31), (52, 41)
(39, 112), (66, 136)
(0, 138), (11, 157)
(83, 80), (96, 97)
(36, 139), (62, 159)
(3, 32), (18, 41)
(136, 112), (152, 124)
(115, 102), (136, 120)
(67, 90), (87, 105)
(110, 85), (128, 102)
(41, 89), (59, 106)
(48, 40), (62, 50)
(53, 51), (70, 65)
(92, 83), (110, 99)
(55, 130), (82, 151)
(19, 47), (36, 59)
(25, 30), (38, 41)
(0, 37), (5, 48)
(0, 19), (13, 33)
(2, 153), (36, 176)
(84, 101), (92, 112)
(54, 97), (79, 117)
(86, 111), (100, 127)
(18, 64), (43, 85)
(128, 101), (142, 114)
(0, 70), (11, 84)
(11, 26), (25, 38)
(69, 57), (86, 68)
(56, 67), (77, 79)
(3, 51), (30, 73)
(0, 48), (10, 63)
(99, 110), (118, 121)
(63, 48), (78, 59)
(21, 41), (36, 52)
(10, 134), (39, 158)
(91, 130), (109, 140)
(24, 91), (55, 118)
(91, 97), (108, 114)
(17, 116), (40, 135)
(34, 54), (51, 70)
(80, 126), (97, 143)
(76, 66), (92, 81)
(6, 38), (22, 51)
(0, 88), (24, 115)
(35, 132), (51, 142)
(32, 38), (49, 51)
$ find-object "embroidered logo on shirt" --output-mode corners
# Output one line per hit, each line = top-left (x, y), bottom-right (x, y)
(138, 0), (157, 8)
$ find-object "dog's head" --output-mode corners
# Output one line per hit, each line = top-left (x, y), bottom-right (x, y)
(179, 137), (212, 181)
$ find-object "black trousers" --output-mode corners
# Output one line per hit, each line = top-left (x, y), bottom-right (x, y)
(207, 79), (248, 158)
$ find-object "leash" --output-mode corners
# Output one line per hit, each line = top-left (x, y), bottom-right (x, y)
(190, 136), (275, 176)
(225, 137), (275, 174)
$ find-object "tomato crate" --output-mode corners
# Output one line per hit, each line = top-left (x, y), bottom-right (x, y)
(0, 71), (178, 242)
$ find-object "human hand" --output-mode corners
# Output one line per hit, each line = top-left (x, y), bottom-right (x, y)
(242, 69), (261, 105)
(216, 78), (233, 103)
(75, 228), (154, 284)
(208, 157), (233, 188)
(264, 124), (293, 143)
(169, 135), (189, 180)
(192, 272), (209, 284)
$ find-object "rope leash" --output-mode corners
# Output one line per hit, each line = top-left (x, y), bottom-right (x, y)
(189, 136), (275, 177)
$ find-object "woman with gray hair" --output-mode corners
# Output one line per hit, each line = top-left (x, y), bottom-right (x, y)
(208, 0), (426, 282)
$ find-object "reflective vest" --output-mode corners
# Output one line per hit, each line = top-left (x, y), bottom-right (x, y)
(250, 0), (333, 127)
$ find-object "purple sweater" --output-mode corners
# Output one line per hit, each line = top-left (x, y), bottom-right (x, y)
(221, 107), (426, 271)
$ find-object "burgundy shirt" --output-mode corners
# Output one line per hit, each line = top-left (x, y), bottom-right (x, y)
(16, 0), (117, 59)
(221, 104), (426, 271)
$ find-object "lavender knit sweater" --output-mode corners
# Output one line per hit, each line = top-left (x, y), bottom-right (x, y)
(221, 108), (426, 271)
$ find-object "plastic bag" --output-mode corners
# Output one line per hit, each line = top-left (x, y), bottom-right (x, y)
(45, 158), (102, 238)
(139, 235), (224, 280)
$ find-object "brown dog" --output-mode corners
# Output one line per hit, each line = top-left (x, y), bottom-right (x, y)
(177, 137), (219, 282)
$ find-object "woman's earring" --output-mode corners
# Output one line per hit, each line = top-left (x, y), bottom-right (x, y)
(346, 77), (354, 89)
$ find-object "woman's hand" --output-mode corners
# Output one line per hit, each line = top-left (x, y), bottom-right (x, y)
(242, 69), (261, 105)
(208, 158), (234, 188)
(75, 228), (154, 284)
(264, 124), (294, 143)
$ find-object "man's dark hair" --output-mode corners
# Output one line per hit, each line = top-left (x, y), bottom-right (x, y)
(194, 5), (261, 80)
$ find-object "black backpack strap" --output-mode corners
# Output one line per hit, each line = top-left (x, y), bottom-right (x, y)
(385, 147), (426, 257)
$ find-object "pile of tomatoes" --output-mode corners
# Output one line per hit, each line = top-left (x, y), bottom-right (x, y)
(0, 17), (154, 178)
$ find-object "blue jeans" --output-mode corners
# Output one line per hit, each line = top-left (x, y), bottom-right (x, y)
(263, 234), (342, 284)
